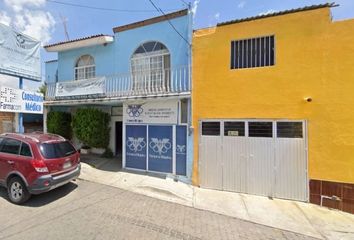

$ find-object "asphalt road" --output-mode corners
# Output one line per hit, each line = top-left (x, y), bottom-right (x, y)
(0, 179), (318, 240)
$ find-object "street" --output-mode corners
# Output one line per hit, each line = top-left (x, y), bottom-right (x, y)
(0, 179), (317, 240)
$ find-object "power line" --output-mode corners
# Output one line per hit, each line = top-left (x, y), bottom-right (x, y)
(147, 0), (191, 46)
(46, 0), (178, 13)
(178, 0), (189, 7)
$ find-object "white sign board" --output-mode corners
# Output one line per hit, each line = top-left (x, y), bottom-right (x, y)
(123, 100), (178, 124)
(0, 86), (43, 114)
(55, 77), (105, 97)
(0, 23), (41, 80)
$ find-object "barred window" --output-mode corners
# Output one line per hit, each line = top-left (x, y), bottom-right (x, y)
(231, 35), (275, 69)
(131, 41), (170, 91)
(75, 55), (95, 80)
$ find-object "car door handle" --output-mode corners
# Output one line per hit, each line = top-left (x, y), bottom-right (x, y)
(7, 160), (14, 165)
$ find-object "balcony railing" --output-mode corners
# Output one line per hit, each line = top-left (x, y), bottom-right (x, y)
(46, 65), (190, 101)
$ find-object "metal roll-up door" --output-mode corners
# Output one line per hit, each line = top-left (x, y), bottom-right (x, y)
(199, 121), (223, 190)
(199, 119), (308, 201)
(274, 121), (307, 201)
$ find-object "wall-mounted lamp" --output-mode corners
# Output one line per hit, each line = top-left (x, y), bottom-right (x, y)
(304, 97), (312, 103)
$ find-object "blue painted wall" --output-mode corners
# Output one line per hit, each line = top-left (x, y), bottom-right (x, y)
(45, 13), (190, 83)
(45, 60), (58, 83)
(113, 15), (190, 73)
(57, 43), (115, 81)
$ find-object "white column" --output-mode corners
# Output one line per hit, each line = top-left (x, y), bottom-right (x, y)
(43, 106), (48, 133)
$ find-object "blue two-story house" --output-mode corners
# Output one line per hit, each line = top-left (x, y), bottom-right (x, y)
(44, 9), (192, 181)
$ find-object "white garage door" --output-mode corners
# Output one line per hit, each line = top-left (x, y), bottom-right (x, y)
(199, 120), (308, 201)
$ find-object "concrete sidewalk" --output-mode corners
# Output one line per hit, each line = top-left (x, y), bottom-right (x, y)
(79, 161), (354, 240)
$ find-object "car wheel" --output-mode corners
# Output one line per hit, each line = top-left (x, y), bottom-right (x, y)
(7, 177), (31, 204)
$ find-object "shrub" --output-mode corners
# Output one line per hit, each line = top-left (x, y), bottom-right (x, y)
(47, 111), (72, 139)
(101, 148), (113, 158)
(72, 108), (110, 148)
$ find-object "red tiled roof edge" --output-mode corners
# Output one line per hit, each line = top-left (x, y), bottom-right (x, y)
(44, 34), (113, 49)
(217, 3), (338, 27)
(113, 9), (188, 33)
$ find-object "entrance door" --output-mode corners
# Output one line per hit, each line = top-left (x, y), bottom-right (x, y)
(199, 119), (308, 201)
(115, 122), (123, 156)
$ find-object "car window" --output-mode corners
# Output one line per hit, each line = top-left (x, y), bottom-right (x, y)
(1, 138), (21, 155)
(0, 137), (4, 149)
(40, 141), (76, 159)
(20, 142), (32, 157)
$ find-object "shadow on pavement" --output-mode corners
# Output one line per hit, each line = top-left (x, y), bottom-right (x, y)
(81, 154), (122, 172)
(0, 182), (78, 207)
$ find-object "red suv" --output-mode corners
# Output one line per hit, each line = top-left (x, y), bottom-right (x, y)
(0, 132), (80, 204)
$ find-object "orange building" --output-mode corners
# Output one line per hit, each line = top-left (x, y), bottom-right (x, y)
(192, 3), (354, 213)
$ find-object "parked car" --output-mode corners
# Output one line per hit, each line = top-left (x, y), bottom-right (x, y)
(0, 132), (80, 204)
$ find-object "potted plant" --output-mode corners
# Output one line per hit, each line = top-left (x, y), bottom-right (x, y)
(80, 145), (91, 154)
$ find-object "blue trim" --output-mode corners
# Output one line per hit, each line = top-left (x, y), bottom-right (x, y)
(18, 77), (24, 133)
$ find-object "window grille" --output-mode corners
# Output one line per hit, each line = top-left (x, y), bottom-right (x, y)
(231, 35), (275, 69)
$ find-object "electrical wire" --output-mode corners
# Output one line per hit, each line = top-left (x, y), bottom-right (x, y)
(178, 0), (190, 7)
(46, 0), (178, 13)
(147, 0), (191, 46)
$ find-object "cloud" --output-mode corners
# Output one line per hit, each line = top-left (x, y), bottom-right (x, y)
(214, 12), (220, 20)
(0, 74), (19, 88)
(4, 0), (46, 12)
(18, 10), (55, 43)
(259, 9), (277, 16)
(238, 1), (246, 9)
(0, 11), (11, 25)
(1, 0), (55, 44)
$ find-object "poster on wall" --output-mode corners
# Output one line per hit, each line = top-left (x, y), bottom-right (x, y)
(148, 125), (173, 173)
(176, 125), (187, 176)
(123, 100), (178, 124)
(0, 86), (43, 114)
(0, 23), (41, 80)
(125, 125), (147, 170)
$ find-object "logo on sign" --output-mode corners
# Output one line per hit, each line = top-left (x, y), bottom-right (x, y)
(15, 34), (30, 49)
(149, 138), (171, 155)
(176, 145), (186, 155)
(126, 105), (143, 118)
(127, 137), (146, 152)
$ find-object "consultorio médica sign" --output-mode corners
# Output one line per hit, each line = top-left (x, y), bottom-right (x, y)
(0, 86), (43, 114)
(0, 23), (41, 80)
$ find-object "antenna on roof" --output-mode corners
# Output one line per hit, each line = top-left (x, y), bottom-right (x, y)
(60, 14), (70, 41)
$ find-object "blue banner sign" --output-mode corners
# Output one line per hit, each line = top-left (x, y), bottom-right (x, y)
(126, 125), (147, 170)
(176, 126), (187, 176)
(148, 125), (173, 173)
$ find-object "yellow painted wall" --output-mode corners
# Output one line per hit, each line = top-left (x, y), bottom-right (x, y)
(192, 7), (354, 185)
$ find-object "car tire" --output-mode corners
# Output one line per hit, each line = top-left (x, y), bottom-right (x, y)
(7, 177), (31, 204)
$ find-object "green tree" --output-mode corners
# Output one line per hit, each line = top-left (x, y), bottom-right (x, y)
(72, 108), (110, 148)
(47, 111), (72, 139)
(38, 84), (46, 96)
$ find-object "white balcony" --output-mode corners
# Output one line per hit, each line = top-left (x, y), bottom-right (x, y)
(45, 66), (190, 102)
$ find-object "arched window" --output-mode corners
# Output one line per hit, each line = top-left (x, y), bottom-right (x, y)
(74, 55), (95, 80)
(131, 41), (170, 91)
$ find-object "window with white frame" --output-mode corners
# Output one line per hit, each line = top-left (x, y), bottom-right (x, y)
(131, 41), (170, 91)
(74, 55), (95, 80)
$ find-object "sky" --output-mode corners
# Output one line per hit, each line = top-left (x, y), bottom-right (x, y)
(0, 0), (354, 91)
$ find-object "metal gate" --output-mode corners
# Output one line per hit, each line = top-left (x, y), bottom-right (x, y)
(199, 119), (308, 201)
